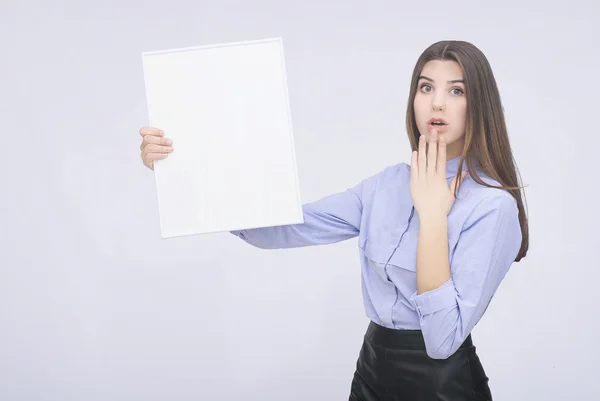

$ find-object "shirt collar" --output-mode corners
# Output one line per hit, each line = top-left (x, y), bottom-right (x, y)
(445, 155), (470, 179)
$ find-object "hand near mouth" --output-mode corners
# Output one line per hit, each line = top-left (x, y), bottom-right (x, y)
(410, 129), (467, 219)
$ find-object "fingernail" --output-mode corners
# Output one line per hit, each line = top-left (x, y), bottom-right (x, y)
(166, 139), (172, 145)
(159, 130), (164, 136)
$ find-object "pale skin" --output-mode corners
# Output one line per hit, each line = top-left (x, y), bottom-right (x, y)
(139, 126), (173, 170)
(411, 60), (468, 294)
(138, 60), (468, 296)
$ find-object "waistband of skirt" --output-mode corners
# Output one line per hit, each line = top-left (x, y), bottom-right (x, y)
(365, 321), (473, 350)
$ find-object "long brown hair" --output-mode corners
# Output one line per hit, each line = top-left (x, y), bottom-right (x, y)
(406, 40), (529, 262)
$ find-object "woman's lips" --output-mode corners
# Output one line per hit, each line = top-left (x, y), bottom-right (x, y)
(427, 123), (448, 132)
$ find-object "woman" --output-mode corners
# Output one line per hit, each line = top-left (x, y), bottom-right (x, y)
(139, 40), (529, 400)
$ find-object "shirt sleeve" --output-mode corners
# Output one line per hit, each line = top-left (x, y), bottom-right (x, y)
(410, 193), (523, 359)
(230, 171), (381, 249)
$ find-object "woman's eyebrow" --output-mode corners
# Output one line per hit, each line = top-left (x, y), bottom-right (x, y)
(419, 75), (464, 84)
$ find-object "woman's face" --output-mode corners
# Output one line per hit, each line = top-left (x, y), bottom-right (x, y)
(413, 60), (467, 160)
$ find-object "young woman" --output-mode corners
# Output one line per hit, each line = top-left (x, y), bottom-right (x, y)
(139, 40), (529, 400)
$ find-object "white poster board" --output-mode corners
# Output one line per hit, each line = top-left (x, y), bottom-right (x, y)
(141, 38), (304, 238)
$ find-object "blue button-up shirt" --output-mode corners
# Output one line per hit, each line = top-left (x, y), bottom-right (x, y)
(231, 155), (522, 359)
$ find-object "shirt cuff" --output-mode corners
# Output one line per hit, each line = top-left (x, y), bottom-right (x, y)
(230, 230), (245, 238)
(411, 279), (457, 316)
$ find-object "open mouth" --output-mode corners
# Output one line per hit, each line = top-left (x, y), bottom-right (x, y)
(428, 118), (448, 126)
(427, 118), (448, 131)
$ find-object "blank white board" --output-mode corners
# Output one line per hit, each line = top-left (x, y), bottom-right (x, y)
(141, 37), (304, 238)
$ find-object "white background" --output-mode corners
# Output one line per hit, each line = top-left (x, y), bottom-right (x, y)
(1, 1), (598, 400)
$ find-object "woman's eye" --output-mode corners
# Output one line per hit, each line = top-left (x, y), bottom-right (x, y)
(451, 88), (464, 95)
(420, 84), (432, 92)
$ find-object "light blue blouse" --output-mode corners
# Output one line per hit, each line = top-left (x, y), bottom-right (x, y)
(231, 155), (522, 359)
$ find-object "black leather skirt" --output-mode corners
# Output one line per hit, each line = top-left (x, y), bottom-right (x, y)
(348, 321), (493, 401)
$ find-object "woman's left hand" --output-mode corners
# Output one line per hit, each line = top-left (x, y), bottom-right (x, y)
(410, 130), (466, 220)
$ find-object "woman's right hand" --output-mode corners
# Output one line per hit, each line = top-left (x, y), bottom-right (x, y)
(139, 126), (174, 170)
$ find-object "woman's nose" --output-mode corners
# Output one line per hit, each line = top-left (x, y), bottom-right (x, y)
(432, 98), (446, 111)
